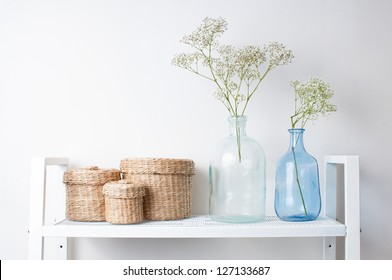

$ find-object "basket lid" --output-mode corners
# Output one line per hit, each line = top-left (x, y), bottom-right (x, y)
(63, 166), (121, 185)
(103, 180), (145, 198)
(120, 158), (195, 175)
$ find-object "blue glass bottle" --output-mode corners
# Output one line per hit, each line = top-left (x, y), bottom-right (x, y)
(274, 128), (321, 221)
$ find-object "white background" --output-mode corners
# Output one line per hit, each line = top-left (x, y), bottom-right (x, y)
(0, 0), (391, 259)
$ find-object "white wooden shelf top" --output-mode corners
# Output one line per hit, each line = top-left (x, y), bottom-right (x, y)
(42, 215), (346, 238)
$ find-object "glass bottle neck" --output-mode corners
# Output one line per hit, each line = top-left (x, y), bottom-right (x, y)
(229, 116), (247, 136)
(289, 128), (305, 151)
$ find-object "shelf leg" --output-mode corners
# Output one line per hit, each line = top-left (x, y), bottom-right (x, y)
(324, 156), (360, 260)
(28, 157), (69, 260)
(43, 237), (68, 260)
(323, 237), (337, 260)
(344, 156), (360, 260)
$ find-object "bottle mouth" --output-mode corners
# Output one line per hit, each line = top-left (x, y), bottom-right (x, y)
(288, 128), (305, 133)
(228, 115), (247, 122)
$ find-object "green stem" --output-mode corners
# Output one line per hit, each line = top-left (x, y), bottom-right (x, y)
(241, 65), (272, 115)
(201, 48), (236, 116)
(235, 120), (242, 162)
(291, 141), (308, 216)
(182, 66), (215, 82)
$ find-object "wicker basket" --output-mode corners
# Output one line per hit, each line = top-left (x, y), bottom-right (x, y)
(120, 158), (195, 221)
(63, 166), (121, 222)
(103, 180), (144, 224)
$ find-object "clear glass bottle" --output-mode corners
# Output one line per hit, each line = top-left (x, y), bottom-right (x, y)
(274, 128), (321, 221)
(209, 116), (266, 223)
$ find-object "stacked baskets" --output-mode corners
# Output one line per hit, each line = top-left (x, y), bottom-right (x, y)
(63, 158), (195, 223)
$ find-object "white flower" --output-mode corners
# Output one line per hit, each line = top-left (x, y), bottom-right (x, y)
(213, 89), (226, 102)
(235, 45), (266, 68)
(290, 77), (337, 128)
(265, 41), (294, 68)
(173, 17), (294, 117)
(172, 52), (203, 68)
(181, 17), (228, 49)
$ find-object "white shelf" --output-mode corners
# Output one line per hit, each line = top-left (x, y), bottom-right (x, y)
(42, 215), (346, 238)
(28, 156), (360, 259)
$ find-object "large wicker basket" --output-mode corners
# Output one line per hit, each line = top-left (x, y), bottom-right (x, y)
(63, 166), (121, 222)
(103, 180), (144, 224)
(120, 158), (195, 221)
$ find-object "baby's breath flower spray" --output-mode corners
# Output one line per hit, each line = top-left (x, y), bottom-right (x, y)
(173, 17), (293, 161)
(275, 77), (337, 221)
(173, 17), (293, 223)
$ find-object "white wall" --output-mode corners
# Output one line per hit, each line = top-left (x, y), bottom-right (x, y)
(0, 0), (391, 259)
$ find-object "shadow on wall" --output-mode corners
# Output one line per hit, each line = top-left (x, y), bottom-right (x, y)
(192, 166), (209, 215)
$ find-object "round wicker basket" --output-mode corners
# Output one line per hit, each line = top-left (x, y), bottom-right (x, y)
(120, 158), (195, 221)
(103, 180), (144, 224)
(63, 166), (121, 222)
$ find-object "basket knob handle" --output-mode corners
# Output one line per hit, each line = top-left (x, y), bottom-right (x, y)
(84, 166), (99, 170)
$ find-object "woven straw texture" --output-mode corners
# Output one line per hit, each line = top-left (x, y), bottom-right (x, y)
(121, 158), (195, 221)
(120, 158), (195, 175)
(64, 166), (121, 185)
(103, 180), (145, 198)
(103, 180), (144, 224)
(63, 166), (121, 222)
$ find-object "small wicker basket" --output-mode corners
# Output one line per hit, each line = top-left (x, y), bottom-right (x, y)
(63, 166), (121, 222)
(103, 180), (145, 224)
(120, 158), (195, 221)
